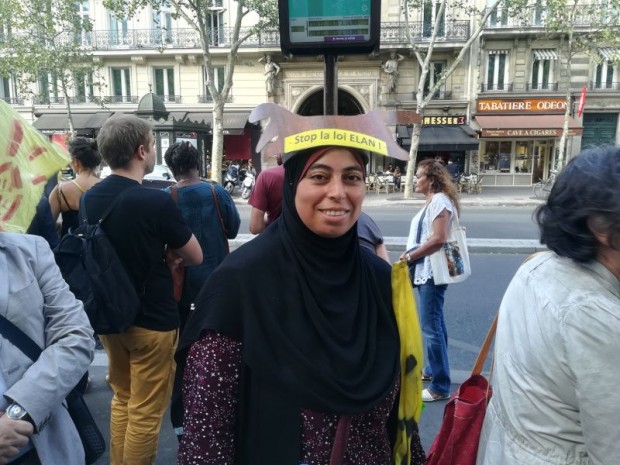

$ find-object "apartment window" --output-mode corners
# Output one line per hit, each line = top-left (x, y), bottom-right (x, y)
(74, 70), (94, 102)
(206, 66), (224, 95)
(154, 68), (175, 100)
(423, 0), (445, 37)
(111, 68), (131, 102)
(109, 13), (128, 45)
(206, 11), (224, 46)
(595, 61), (615, 89)
(423, 61), (446, 97)
(595, 49), (618, 89)
(0, 15), (11, 41)
(74, 1), (91, 46)
(38, 71), (59, 103)
(533, 0), (546, 25)
(488, 3), (508, 26)
(0, 75), (17, 103)
(487, 51), (509, 90)
(531, 50), (557, 90)
(153, 1), (173, 42)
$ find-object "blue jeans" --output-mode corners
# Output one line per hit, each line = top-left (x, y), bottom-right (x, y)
(416, 279), (450, 396)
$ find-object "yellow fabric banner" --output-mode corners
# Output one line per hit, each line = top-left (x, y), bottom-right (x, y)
(391, 260), (424, 465)
(0, 100), (70, 233)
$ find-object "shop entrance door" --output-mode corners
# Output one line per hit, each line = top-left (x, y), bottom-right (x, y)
(533, 140), (551, 181)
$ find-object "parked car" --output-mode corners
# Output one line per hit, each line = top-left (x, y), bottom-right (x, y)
(143, 164), (176, 189)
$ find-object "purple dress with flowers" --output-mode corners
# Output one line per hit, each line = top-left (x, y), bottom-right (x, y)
(178, 332), (425, 465)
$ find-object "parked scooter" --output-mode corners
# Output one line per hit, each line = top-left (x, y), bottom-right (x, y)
(241, 170), (255, 199)
(223, 163), (240, 194)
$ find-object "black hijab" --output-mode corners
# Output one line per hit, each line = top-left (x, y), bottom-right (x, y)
(180, 147), (399, 463)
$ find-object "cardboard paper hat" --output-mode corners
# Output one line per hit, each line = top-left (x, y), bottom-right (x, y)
(249, 103), (420, 162)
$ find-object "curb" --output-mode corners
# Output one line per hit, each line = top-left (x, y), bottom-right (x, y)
(230, 234), (545, 255)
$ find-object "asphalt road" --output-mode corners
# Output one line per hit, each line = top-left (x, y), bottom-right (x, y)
(234, 203), (541, 240)
(85, 252), (529, 464)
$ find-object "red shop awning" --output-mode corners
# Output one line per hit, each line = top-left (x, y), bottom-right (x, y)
(475, 115), (583, 138)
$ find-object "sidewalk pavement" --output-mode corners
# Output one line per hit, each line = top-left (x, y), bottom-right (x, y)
(234, 185), (545, 208)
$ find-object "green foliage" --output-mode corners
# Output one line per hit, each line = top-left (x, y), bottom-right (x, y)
(540, 0), (620, 60)
(0, 0), (102, 103)
(103, 0), (277, 182)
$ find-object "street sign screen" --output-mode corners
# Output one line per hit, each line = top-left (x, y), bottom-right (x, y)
(279, 0), (380, 55)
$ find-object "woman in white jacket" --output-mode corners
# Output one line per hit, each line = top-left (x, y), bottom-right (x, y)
(477, 146), (620, 465)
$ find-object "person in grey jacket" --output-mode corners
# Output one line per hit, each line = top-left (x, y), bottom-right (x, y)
(476, 147), (620, 465)
(0, 232), (95, 465)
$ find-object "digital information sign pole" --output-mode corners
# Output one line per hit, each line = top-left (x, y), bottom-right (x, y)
(279, 0), (380, 56)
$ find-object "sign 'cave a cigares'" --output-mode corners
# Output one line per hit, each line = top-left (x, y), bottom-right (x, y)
(278, 0), (381, 56)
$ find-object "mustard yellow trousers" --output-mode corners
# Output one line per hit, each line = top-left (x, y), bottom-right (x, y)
(100, 326), (178, 465)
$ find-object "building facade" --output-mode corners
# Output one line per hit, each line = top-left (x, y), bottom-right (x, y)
(1, 0), (618, 182)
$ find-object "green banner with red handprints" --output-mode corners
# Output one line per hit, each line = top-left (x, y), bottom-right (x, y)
(0, 100), (70, 233)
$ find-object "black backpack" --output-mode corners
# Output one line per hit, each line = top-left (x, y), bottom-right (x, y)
(54, 188), (142, 334)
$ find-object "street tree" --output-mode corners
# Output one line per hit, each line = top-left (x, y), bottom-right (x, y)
(539, 0), (620, 169)
(104, 0), (278, 183)
(400, 0), (526, 198)
(0, 0), (103, 135)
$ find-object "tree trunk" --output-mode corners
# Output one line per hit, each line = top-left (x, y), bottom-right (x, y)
(557, 32), (574, 170)
(211, 101), (225, 184)
(404, 122), (423, 199)
(62, 80), (75, 137)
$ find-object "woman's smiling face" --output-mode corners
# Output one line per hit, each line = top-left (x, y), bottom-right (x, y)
(294, 148), (365, 238)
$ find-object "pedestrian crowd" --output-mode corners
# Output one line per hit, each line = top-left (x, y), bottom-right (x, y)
(1, 103), (618, 465)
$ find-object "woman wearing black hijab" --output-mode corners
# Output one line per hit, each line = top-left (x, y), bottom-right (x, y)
(177, 145), (425, 465)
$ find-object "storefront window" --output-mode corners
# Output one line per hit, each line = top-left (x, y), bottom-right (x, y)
(514, 141), (533, 173)
(481, 141), (511, 173)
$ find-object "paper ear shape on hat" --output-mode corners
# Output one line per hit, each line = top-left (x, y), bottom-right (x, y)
(249, 103), (421, 161)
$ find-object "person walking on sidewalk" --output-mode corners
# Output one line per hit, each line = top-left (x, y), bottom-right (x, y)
(400, 159), (460, 402)
(477, 146), (620, 465)
(81, 115), (202, 465)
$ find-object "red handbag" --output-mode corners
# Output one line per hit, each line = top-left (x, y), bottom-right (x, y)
(425, 314), (497, 465)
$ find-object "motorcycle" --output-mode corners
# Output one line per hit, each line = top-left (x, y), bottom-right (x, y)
(223, 163), (240, 194)
(241, 170), (255, 199)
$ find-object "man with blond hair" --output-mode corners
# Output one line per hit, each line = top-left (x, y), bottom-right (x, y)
(81, 115), (202, 465)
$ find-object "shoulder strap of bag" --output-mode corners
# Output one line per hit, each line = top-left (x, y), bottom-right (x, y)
(80, 186), (138, 225)
(169, 185), (178, 204)
(415, 204), (429, 244)
(329, 415), (352, 465)
(0, 314), (41, 362)
(209, 183), (228, 237)
(471, 313), (498, 376)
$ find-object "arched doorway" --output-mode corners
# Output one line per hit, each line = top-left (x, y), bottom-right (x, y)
(296, 89), (391, 174)
(297, 89), (364, 116)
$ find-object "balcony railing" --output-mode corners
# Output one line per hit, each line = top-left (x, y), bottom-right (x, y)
(33, 95), (65, 105)
(104, 95), (139, 104)
(480, 83), (514, 92)
(157, 94), (182, 103)
(68, 27), (281, 51)
(68, 95), (100, 104)
(381, 21), (470, 44)
(484, 5), (605, 29)
(198, 93), (233, 103)
(0, 96), (24, 105)
(589, 81), (620, 91)
(420, 90), (453, 100)
(527, 82), (559, 91)
(36, 21), (472, 51)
